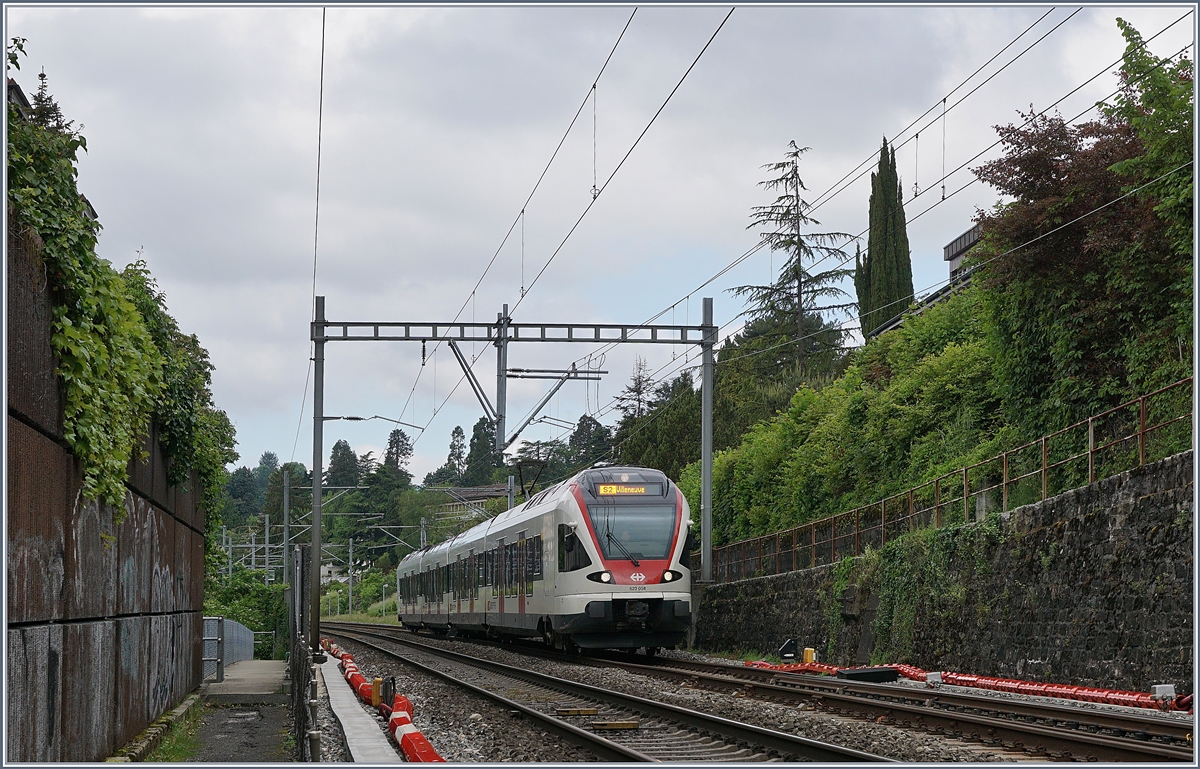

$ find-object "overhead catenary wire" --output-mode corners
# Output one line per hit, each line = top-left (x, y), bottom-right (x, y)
(511, 7), (736, 315)
(805, 33), (1195, 282)
(291, 7), (327, 464)
(396, 7), (638, 425)
(804, 6), (1066, 214)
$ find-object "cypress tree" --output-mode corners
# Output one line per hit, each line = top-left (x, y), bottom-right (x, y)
(856, 138), (914, 336)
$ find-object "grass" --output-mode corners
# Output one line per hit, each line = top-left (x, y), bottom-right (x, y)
(142, 701), (205, 762)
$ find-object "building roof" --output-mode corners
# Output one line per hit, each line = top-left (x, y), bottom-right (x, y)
(944, 224), (982, 262)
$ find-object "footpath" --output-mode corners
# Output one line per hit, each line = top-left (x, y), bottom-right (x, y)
(189, 661), (293, 763)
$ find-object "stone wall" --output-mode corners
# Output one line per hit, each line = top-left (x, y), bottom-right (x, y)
(7, 222), (205, 762)
(693, 451), (1193, 694)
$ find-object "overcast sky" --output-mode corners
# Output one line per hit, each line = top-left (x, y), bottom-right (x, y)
(6, 4), (1194, 481)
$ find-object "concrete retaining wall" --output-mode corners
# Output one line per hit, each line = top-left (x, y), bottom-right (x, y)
(7, 221), (206, 762)
(693, 451), (1193, 694)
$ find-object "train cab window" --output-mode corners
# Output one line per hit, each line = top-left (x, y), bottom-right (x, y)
(558, 524), (592, 572)
(586, 503), (678, 561)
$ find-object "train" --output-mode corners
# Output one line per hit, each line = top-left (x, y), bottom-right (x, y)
(396, 466), (695, 654)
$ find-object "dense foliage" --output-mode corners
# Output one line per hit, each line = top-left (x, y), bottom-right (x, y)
(204, 568), (288, 659)
(7, 52), (236, 518)
(855, 138), (915, 336)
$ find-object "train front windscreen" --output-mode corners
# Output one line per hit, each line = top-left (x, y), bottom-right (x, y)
(585, 500), (678, 561)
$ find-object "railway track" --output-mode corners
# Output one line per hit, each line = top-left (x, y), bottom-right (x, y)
(322, 625), (890, 762)
(324, 621), (1193, 762)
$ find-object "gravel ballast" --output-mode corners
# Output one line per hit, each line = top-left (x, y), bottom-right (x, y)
(327, 636), (595, 762)
(330, 632), (1027, 762)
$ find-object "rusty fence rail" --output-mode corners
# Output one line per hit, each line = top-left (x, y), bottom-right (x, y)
(707, 377), (1193, 584)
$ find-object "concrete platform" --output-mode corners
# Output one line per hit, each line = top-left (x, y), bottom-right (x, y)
(321, 655), (402, 763)
(205, 660), (290, 705)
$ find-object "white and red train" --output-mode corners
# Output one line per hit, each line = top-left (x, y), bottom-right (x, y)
(396, 466), (694, 653)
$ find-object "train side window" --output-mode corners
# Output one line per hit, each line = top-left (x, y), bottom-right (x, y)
(558, 524), (592, 572)
(531, 535), (543, 580)
(681, 528), (696, 568)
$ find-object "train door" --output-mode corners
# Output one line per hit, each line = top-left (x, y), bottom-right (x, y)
(496, 538), (505, 617)
(517, 532), (527, 616)
(455, 555), (462, 616)
(468, 550), (475, 615)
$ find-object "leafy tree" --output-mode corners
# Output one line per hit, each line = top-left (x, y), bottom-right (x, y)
(568, 414), (612, 466)
(856, 137), (915, 337)
(971, 19), (1191, 434)
(261, 461), (309, 527)
(735, 141), (855, 376)
(462, 417), (498, 486)
(225, 466), (262, 528)
(253, 451), (278, 494)
(326, 439), (360, 488)
(383, 428), (413, 475)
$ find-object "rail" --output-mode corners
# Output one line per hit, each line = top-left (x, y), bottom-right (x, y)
(708, 377), (1192, 583)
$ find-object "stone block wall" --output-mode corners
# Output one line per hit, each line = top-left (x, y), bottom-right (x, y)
(7, 222), (206, 762)
(693, 451), (1193, 693)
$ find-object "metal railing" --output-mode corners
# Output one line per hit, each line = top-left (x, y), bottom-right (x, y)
(203, 616), (256, 680)
(708, 378), (1192, 583)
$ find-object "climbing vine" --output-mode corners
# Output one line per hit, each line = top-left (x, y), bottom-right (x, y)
(7, 42), (236, 523)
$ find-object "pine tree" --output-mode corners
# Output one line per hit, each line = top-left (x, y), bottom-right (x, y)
(856, 138), (915, 336)
(29, 69), (72, 131)
(462, 417), (498, 486)
(614, 356), (655, 419)
(735, 141), (855, 376)
(326, 439), (360, 488)
(383, 428), (413, 475)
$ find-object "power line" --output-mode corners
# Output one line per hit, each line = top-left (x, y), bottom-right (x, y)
(291, 7), (327, 463)
(395, 8), (639, 426)
(806, 7), (1083, 215)
(511, 7), (736, 314)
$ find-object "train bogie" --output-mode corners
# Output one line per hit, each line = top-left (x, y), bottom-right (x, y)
(396, 467), (693, 651)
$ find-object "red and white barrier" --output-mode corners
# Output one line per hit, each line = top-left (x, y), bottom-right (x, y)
(321, 638), (446, 761)
(743, 654), (1190, 713)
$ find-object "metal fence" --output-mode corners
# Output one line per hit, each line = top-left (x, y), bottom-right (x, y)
(709, 377), (1193, 583)
(289, 544), (319, 761)
(203, 616), (256, 681)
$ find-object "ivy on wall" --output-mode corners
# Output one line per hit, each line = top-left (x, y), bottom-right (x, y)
(7, 43), (237, 526)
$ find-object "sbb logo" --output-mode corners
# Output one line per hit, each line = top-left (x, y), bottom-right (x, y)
(630, 573), (646, 582)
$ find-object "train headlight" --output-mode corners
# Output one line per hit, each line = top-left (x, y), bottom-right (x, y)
(662, 570), (683, 582)
(586, 570), (613, 583)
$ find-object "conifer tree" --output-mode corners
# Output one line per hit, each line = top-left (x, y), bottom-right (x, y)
(735, 141), (854, 375)
(30, 69), (72, 131)
(856, 138), (914, 336)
